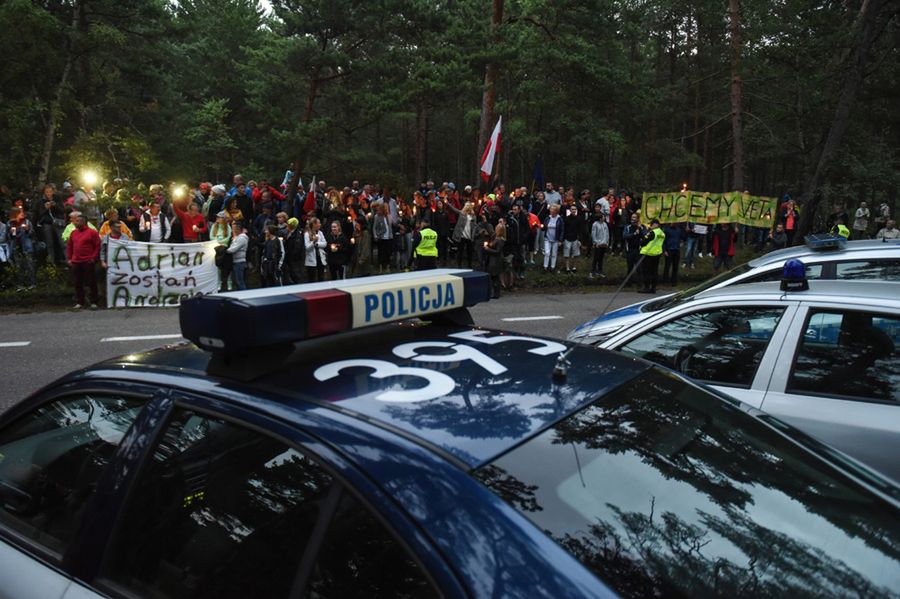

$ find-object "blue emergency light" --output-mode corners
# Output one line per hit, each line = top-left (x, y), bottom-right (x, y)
(780, 259), (809, 292)
(179, 269), (491, 353)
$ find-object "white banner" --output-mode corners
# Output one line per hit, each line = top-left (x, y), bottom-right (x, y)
(106, 238), (219, 308)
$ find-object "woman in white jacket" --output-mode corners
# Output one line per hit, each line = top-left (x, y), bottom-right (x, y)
(304, 217), (327, 282)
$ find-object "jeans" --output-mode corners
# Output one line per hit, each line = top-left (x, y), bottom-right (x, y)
(232, 261), (247, 290)
(41, 224), (65, 263)
(683, 236), (697, 267)
(543, 238), (559, 269)
(533, 229), (544, 254)
(663, 249), (680, 284)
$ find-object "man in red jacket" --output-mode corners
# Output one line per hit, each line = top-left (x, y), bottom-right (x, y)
(173, 201), (208, 243)
(67, 214), (101, 309)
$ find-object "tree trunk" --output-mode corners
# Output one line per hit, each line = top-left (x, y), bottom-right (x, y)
(38, 5), (80, 187)
(415, 98), (428, 183)
(285, 70), (322, 208)
(476, 0), (504, 182)
(729, 0), (744, 192)
(796, 0), (881, 240)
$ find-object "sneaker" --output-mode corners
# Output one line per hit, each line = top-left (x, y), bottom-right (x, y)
(589, 272), (595, 279)
(90, 303), (99, 310)
(73, 303), (83, 309)
(690, 264), (696, 270)
(27, 285), (35, 290)
(698, 252), (704, 258)
(681, 263), (686, 268)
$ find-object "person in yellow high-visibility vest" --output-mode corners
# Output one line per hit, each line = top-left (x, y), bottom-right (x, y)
(412, 221), (439, 270)
(831, 215), (851, 239)
(639, 218), (665, 293)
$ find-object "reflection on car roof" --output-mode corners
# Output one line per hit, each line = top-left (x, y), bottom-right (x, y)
(93, 323), (652, 469)
(694, 280), (900, 304)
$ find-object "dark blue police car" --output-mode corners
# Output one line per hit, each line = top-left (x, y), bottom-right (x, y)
(1, 270), (898, 598)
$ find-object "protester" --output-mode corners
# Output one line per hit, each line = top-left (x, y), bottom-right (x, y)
(623, 212), (645, 286)
(8, 207), (37, 291)
(853, 202), (870, 239)
(372, 202), (394, 273)
(227, 221), (249, 290)
(66, 214), (101, 309)
(712, 223), (737, 273)
(590, 205), (609, 279)
(448, 201), (476, 269)
(324, 220), (350, 280)
(876, 219), (899, 240)
(173, 200), (208, 243)
(349, 218), (372, 278)
(304, 217), (327, 282)
(283, 217), (305, 283)
(562, 203), (581, 274)
(260, 225), (285, 287)
(35, 184), (66, 264)
(138, 200), (171, 242)
(99, 219), (127, 269)
(662, 222), (683, 285)
(780, 200), (799, 245)
(766, 223), (788, 250)
(542, 203), (563, 273)
(483, 221), (506, 299)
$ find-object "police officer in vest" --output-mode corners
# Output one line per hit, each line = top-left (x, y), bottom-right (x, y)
(412, 220), (439, 270)
(639, 218), (665, 293)
(831, 215), (851, 240)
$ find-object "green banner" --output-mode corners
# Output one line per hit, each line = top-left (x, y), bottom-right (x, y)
(642, 191), (778, 227)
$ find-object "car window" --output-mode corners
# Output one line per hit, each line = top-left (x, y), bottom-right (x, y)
(619, 307), (786, 387)
(741, 263), (824, 284)
(303, 491), (440, 598)
(103, 409), (436, 599)
(475, 368), (900, 598)
(0, 394), (144, 555)
(788, 310), (900, 402)
(835, 260), (900, 281)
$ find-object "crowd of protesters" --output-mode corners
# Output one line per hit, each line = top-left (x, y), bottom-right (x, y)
(0, 176), (895, 307)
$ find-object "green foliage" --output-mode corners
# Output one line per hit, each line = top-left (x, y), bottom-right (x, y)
(0, 0), (896, 225)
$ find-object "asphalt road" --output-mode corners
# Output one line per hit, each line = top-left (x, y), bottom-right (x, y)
(0, 290), (648, 412)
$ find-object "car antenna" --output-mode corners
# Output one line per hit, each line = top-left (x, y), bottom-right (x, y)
(597, 255), (645, 318)
(552, 346), (576, 382)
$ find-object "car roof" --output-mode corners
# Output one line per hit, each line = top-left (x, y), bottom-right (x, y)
(748, 239), (900, 267)
(81, 321), (652, 470)
(694, 279), (900, 306)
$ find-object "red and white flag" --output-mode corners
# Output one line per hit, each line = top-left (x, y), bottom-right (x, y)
(480, 116), (502, 182)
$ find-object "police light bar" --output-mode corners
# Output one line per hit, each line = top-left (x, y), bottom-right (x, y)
(804, 234), (847, 251)
(180, 269), (491, 352)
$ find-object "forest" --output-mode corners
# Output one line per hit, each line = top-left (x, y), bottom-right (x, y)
(2, 0), (898, 231)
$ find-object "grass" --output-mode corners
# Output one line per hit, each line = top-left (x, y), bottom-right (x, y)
(0, 246), (759, 313)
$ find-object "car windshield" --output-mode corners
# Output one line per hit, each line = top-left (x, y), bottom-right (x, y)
(475, 368), (900, 598)
(642, 264), (753, 312)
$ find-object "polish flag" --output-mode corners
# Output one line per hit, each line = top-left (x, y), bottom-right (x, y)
(480, 116), (502, 182)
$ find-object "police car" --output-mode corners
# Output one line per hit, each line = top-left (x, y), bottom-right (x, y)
(1, 271), (898, 599)
(569, 239), (900, 345)
(590, 269), (900, 483)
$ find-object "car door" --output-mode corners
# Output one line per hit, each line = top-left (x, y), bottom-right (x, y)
(761, 304), (900, 483)
(87, 391), (452, 599)
(602, 300), (799, 408)
(0, 387), (153, 599)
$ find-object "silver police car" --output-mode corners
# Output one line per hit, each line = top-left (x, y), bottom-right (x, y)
(592, 279), (900, 483)
(569, 239), (900, 345)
